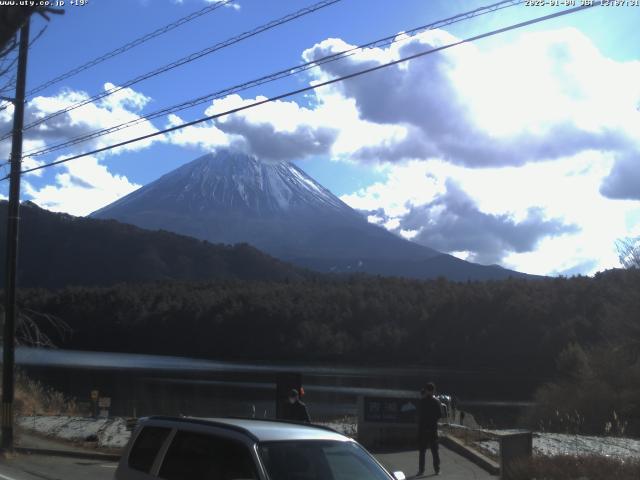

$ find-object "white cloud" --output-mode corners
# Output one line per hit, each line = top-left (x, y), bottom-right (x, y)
(297, 27), (637, 274)
(200, 94), (339, 162)
(164, 113), (235, 151)
(22, 83), (164, 157)
(22, 156), (45, 177)
(340, 152), (640, 275)
(0, 83), (163, 215)
(401, 180), (577, 265)
(341, 160), (441, 217)
(341, 162), (578, 267)
(301, 29), (640, 171)
(24, 156), (140, 217)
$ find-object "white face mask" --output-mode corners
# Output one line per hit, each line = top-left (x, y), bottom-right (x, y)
(288, 397), (296, 404)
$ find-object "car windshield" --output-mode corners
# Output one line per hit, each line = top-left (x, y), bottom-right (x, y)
(259, 440), (391, 480)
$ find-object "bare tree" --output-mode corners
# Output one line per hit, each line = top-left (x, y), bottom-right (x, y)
(16, 308), (71, 348)
(1, 307), (71, 348)
(616, 236), (640, 269)
(612, 236), (640, 361)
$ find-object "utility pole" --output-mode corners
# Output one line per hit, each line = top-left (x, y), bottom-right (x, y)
(2, 18), (30, 452)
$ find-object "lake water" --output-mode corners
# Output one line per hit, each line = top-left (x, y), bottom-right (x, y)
(15, 347), (536, 427)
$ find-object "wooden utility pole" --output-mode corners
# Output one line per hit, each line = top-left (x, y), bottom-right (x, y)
(2, 18), (30, 452)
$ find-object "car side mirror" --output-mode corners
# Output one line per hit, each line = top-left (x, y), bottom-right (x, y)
(392, 471), (406, 480)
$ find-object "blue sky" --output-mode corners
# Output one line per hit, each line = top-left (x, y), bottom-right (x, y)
(1, 0), (639, 275)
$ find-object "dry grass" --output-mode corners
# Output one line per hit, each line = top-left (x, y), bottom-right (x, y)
(13, 372), (79, 416)
(508, 454), (640, 480)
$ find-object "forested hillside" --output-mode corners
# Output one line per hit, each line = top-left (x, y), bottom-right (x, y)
(0, 201), (308, 288)
(16, 268), (639, 378)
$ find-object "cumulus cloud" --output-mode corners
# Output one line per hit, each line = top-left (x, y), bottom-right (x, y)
(600, 151), (640, 200)
(172, 27), (639, 172)
(0, 110), (46, 177)
(15, 83), (163, 156)
(399, 179), (578, 264)
(341, 154), (639, 275)
(203, 94), (339, 162)
(0, 83), (158, 215)
(24, 156), (141, 217)
(22, 156), (46, 177)
(163, 113), (236, 151)
(347, 172), (577, 265)
(302, 29), (640, 168)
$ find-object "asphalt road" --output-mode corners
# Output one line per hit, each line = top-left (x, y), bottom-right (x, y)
(376, 447), (496, 480)
(0, 445), (495, 480)
(0, 453), (116, 480)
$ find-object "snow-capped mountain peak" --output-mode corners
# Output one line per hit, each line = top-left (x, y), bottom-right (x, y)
(96, 150), (354, 218)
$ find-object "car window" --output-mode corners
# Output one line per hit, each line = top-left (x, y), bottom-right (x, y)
(158, 430), (257, 480)
(128, 426), (172, 473)
(324, 444), (386, 480)
(259, 441), (390, 480)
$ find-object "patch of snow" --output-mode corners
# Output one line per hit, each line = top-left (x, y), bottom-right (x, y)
(476, 431), (640, 460)
(18, 416), (131, 449)
(17, 415), (361, 450)
(317, 421), (357, 438)
(288, 165), (323, 194)
(285, 163), (349, 211)
(265, 167), (293, 209)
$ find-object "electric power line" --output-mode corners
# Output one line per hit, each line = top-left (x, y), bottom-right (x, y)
(4, 2), (596, 181)
(25, 0), (236, 98)
(0, 3), (229, 110)
(1, 25), (47, 80)
(0, 55), (18, 80)
(0, 25), (48, 107)
(0, 0), (343, 143)
(21, 0), (524, 160)
(0, 24), (50, 111)
(0, 35), (17, 60)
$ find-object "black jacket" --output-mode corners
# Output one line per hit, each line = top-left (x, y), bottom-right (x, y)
(418, 396), (442, 432)
(283, 400), (311, 423)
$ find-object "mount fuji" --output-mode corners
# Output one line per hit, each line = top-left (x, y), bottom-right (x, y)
(92, 150), (529, 280)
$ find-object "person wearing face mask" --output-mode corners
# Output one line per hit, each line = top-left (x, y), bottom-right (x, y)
(282, 388), (311, 423)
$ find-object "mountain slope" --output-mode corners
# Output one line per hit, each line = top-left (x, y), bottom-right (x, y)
(92, 149), (531, 281)
(0, 201), (307, 289)
(92, 150), (440, 262)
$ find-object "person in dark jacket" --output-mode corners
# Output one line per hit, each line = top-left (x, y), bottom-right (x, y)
(417, 382), (441, 476)
(282, 389), (311, 423)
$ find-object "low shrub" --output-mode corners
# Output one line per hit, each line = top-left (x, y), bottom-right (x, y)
(509, 454), (640, 480)
(13, 373), (78, 416)
(525, 344), (640, 436)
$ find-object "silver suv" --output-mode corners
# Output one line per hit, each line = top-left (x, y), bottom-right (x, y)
(114, 416), (406, 480)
